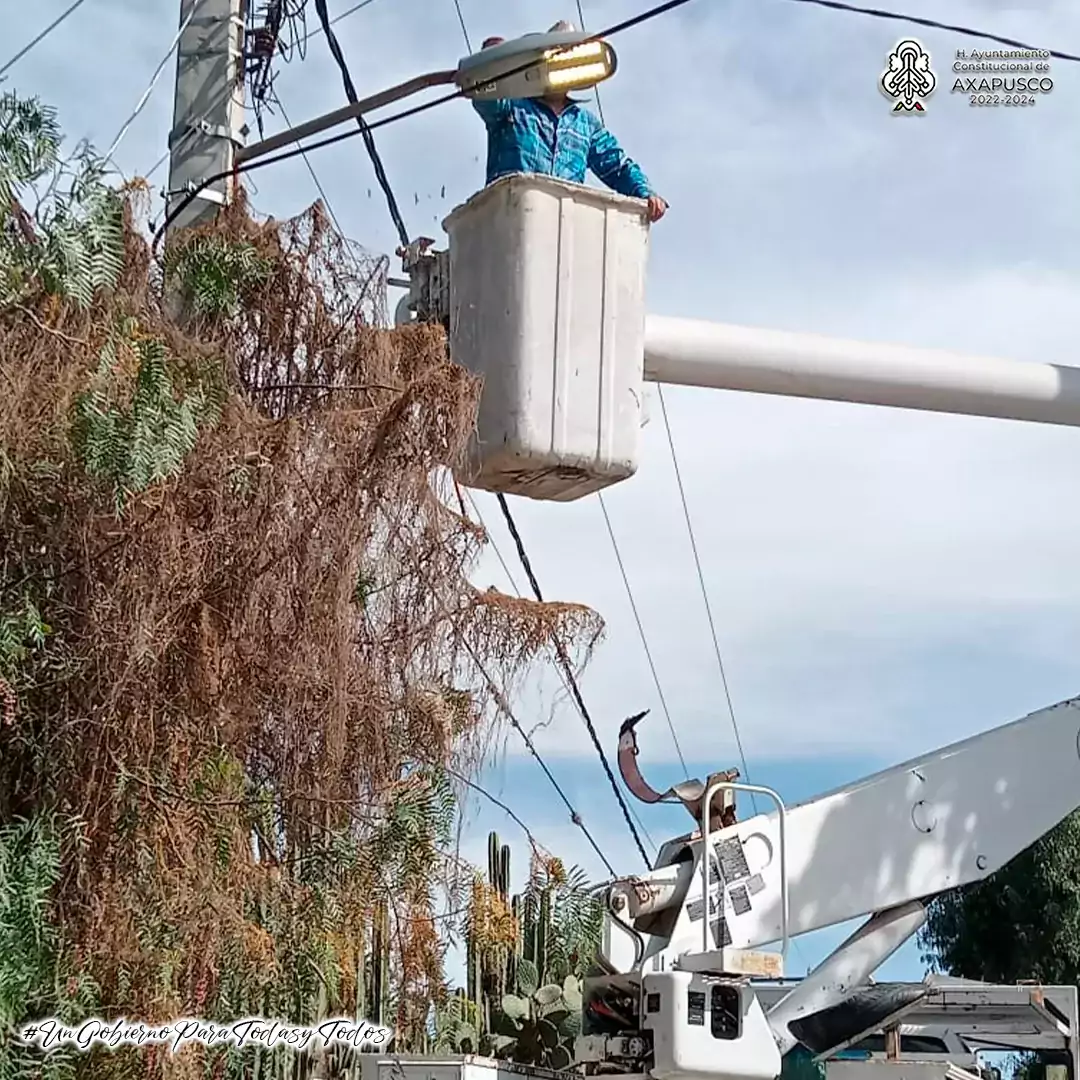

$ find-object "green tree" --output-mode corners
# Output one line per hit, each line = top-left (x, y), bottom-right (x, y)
(0, 90), (124, 310)
(919, 812), (1080, 983)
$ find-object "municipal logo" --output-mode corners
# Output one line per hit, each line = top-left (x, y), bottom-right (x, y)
(881, 39), (936, 113)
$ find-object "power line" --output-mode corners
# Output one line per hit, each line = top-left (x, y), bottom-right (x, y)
(0, 0), (92, 80)
(443, 586), (618, 878)
(494, 492), (652, 869)
(311, 0), (411, 248)
(155, 0), (1080, 243)
(596, 492), (688, 774)
(655, 387), (755, 809)
(300, 0), (623, 878)
(783, 0), (1080, 62)
(573, 0), (607, 124)
(153, 0), (703, 246)
(106, 0), (210, 163)
(274, 98), (351, 241)
(451, 0), (473, 54)
(467, 488), (658, 856)
(305, 0), (382, 41)
(653, 397), (815, 975)
(571, 7), (688, 785)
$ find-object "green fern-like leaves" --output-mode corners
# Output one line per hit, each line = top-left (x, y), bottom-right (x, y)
(71, 318), (225, 511)
(0, 91), (124, 310)
(0, 814), (100, 1080)
(164, 234), (272, 320)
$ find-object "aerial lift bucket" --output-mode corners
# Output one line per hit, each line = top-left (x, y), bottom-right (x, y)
(442, 174), (651, 502)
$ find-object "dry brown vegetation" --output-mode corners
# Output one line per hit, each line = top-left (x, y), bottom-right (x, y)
(0, 184), (602, 1079)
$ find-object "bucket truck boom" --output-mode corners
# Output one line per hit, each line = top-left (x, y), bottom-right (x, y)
(574, 696), (1080, 1080)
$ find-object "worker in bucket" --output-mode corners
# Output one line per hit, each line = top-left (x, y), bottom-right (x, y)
(472, 21), (668, 223)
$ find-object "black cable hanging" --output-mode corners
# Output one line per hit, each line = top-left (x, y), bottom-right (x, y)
(311, 0), (411, 248)
(495, 492), (652, 868)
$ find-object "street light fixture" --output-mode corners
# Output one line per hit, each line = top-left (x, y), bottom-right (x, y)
(455, 30), (618, 100)
(236, 31), (618, 167)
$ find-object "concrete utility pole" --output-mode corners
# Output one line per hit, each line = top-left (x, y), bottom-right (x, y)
(165, 0), (248, 236)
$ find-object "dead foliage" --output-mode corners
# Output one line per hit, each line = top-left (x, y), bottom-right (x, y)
(0, 192), (603, 1077)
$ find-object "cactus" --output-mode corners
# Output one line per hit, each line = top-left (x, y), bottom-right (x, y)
(489, 975), (584, 1069)
(459, 833), (593, 1071)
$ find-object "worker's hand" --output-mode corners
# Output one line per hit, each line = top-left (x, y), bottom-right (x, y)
(645, 195), (668, 223)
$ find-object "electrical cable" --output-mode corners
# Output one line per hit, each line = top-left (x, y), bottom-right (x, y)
(153, 0), (1077, 246)
(305, 0), (382, 41)
(447, 592), (619, 878)
(596, 492), (688, 775)
(570, 4), (689, 790)
(451, 0), (473, 54)
(655, 388), (814, 976)
(311, 0), (411, 248)
(0, 0), (92, 80)
(153, 84), (459, 247)
(573, 0), (607, 124)
(274, 97), (357, 250)
(494, 491), (652, 869)
(655, 387), (755, 811)
(782, 0), (1079, 62)
(105, 0), (210, 164)
(467, 488), (659, 856)
(153, 0), (700, 253)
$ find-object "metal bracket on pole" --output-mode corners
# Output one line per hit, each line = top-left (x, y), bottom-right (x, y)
(397, 238), (450, 326)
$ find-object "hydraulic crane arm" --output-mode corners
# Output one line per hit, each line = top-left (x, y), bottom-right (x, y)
(611, 696), (1080, 959)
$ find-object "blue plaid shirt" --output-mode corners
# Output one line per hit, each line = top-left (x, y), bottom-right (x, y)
(472, 97), (654, 199)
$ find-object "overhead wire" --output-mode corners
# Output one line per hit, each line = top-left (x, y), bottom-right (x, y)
(467, 488), (659, 856)
(273, 98), (352, 244)
(655, 388), (816, 980)
(311, 0), (411, 247)
(654, 389), (756, 809)
(451, 0), (473, 54)
(136, 0), (1067, 956)
(0, 0), (92, 80)
(444, 588), (619, 878)
(105, 0), (210, 164)
(154, 0), (1078, 246)
(256, 0), (634, 877)
(571, 0), (813, 972)
(447, 0), (656, 867)
(305, 0), (382, 42)
(571, 2), (692, 782)
(493, 492), (652, 869)
(782, 0), (1080, 61)
(597, 493), (688, 774)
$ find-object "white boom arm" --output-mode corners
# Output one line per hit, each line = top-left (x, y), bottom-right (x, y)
(643, 317), (1080, 427)
(607, 695), (1080, 965)
(578, 697), (1080, 1080)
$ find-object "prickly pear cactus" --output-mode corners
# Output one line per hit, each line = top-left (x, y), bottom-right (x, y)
(488, 974), (584, 1069)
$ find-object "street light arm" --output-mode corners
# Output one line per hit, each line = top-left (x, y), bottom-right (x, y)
(235, 69), (458, 165)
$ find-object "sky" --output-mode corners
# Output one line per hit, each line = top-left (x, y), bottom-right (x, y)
(6, 0), (1080, 988)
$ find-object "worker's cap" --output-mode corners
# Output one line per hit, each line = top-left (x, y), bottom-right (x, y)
(481, 35), (505, 48)
(547, 19), (577, 32)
